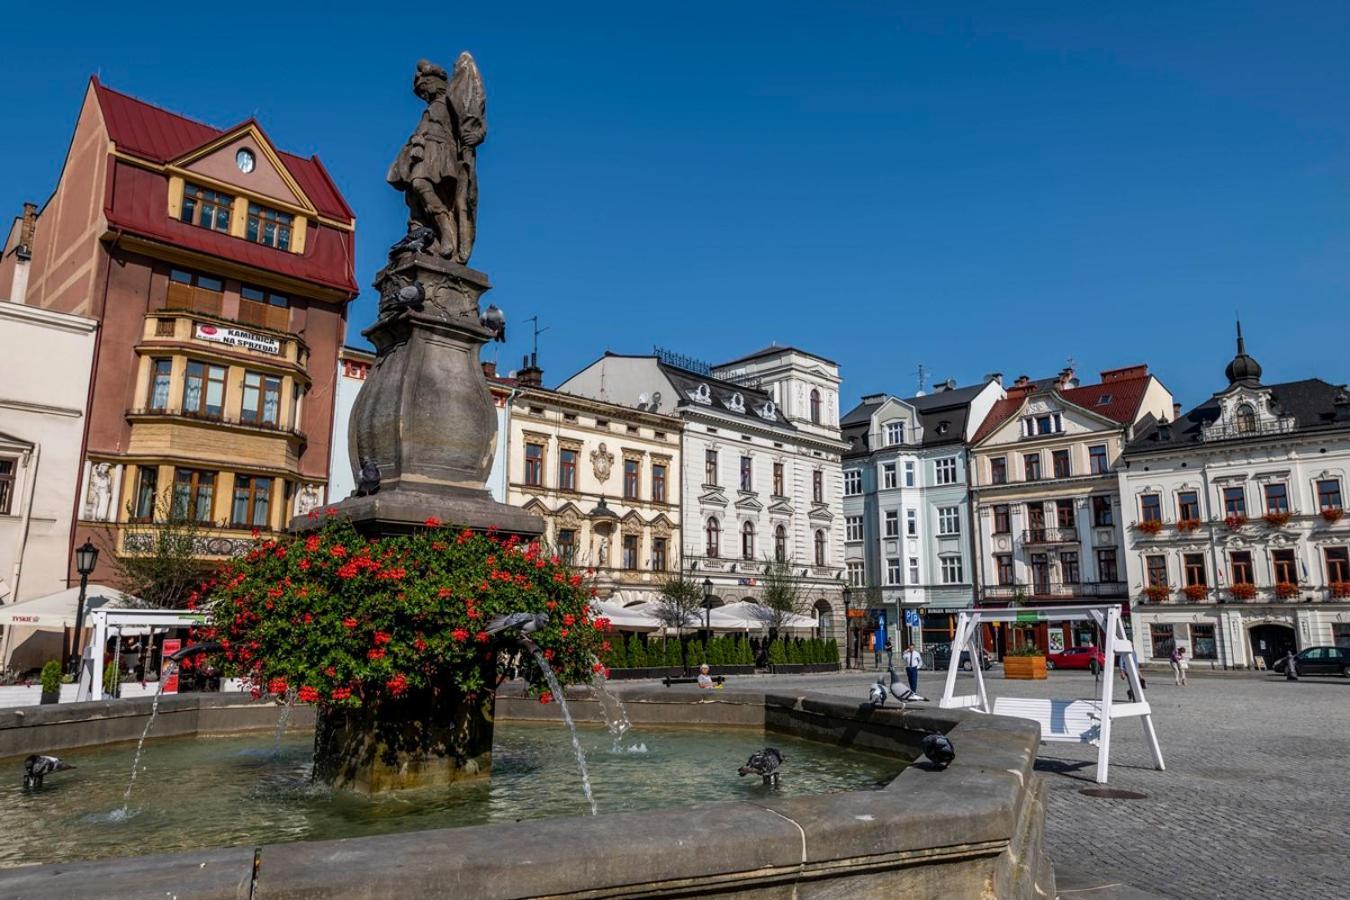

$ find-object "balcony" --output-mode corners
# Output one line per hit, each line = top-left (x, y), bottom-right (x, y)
(982, 580), (1127, 601)
(164, 281), (224, 317)
(1022, 527), (1079, 545)
(1200, 417), (1296, 443)
(127, 407), (306, 443)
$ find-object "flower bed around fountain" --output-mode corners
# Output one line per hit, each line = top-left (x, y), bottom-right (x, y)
(198, 520), (607, 792)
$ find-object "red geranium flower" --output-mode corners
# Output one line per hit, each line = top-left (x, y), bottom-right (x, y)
(342, 617), (358, 629)
(539, 691), (553, 704)
(562, 613), (576, 626)
(475, 631), (490, 643)
(452, 628), (470, 643)
(373, 631), (392, 646)
(424, 516), (441, 527)
(305, 534), (321, 552)
(368, 648), (386, 660)
(386, 674), (408, 696)
(332, 686), (352, 701)
(297, 686), (319, 703)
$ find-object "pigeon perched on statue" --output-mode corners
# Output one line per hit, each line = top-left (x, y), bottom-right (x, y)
(920, 733), (955, 770)
(395, 282), (425, 312)
(480, 304), (506, 342)
(387, 226), (437, 258)
(24, 755), (74, 789)
(737, 747), (784, 784)
(484, 612), (548, 637)
(356, 458), (381, 496)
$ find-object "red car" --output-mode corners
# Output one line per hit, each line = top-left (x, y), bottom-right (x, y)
(1047, 646), (1105, 672)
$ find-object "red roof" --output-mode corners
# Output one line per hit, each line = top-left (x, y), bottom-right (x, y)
(91, 79), (357, 295)
(92, 78), (355, 222)
(971, 368), (1153, 444)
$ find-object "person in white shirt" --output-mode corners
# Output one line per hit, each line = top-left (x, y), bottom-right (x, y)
(696, 663), (714, 689)
(901, 644), (923, 694)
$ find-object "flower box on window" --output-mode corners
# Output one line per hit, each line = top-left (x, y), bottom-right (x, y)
(1182, 584), (1210, 602)
(1331, 581), (1350, 599)
(1229, 583), (1257, 601)
(1136, 519), (1164, 536)
(1223, 514), (1247, 531)
(1262, 512), (1291, 528)
(1321, 507), (1345, 524)
(1143, 584), (1171, 603)
(1176, 518), (1203, 533)
(1275, 582), (1300, 600)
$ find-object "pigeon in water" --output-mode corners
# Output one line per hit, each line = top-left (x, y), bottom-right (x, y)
(387, 226), (436, 258)
(24, 755), (74, 789)
(356, 458), (381, 496)
(920, 734), (955, 770)
(738, 748), (784, 785)
(480, 304), (506, 342)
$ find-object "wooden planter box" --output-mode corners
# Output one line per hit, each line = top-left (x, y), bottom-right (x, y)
(1003, 656), (1047, 680)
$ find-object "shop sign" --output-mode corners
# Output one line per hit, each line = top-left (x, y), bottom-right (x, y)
(161, 639), (181, 694)
(195, 323), (280, 355)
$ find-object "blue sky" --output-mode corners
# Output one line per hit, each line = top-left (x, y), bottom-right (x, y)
(4, 2), (1349, 410)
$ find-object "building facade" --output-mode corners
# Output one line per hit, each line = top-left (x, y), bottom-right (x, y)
(969, 366), (1173, 651)
(1121, 330), (1350, 668)
(11, 78), (357, 584)
(502, 374), (682, 605)
(841, 379), (1004, 651)
(559, 347), (849, 642)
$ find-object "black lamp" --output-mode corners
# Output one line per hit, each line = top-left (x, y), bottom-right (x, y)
(702, 577), (714, 633)
(842, 585), (853, 669)
(69, 538), (99, 675)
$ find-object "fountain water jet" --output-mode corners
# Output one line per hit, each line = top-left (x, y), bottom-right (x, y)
(526, 643), (596, 816)
(117, 661), (176, 817)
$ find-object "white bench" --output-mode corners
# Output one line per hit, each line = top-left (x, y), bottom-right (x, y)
(992, 697), (1101, 745)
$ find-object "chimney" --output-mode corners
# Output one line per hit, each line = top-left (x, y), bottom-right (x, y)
(1172, 402), (1181, 420)
(16, 202), (36, 260)
(1013, 374), (1030, 388)
(516, 353), (543, 388)
(1057, 367), (1076, 390)
(985, 372), (1003, 385)
(481, 360), (497, 378)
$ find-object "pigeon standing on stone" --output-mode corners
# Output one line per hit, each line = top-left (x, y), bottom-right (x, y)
(356, 458), (381, 496)
(868, 681), (887, 707)
(920, 734), (955, 770)
(887, 667), (926, 704)
(395, 282), (425, 311)
(387, 226), (436, 258)
(738, 748), (784, 785)
(480, 304), (506, 342)
(24, 754), (74, 789)
(485, 612), (549, 637)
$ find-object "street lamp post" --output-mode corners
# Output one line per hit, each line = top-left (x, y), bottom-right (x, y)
(842, 586), (852, 669)
(69, 538), (99, 676)
(702, 577), (713, 637)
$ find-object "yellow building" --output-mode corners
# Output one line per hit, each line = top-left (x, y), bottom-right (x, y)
(504, 380), (682, 603)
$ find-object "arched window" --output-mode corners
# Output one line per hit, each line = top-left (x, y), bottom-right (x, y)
(1235, 404), (1256, 434)
(741, 521), (755, 560)
(814, 529), (826, 566)
(810, 389), (822, 424)
(814, 599), (833, 641)
(706, 517), (720, 558)
(774, 524), (787, 562)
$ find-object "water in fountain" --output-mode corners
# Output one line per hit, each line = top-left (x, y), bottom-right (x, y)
(526, 645), (597, 816)
(270, 688), (297, 757)
(114, 661), (176, 819)
(589, 658), (633, 753)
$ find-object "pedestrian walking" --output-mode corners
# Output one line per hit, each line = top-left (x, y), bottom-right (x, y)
(884, 638), (895, 670)
(1283, 649), (1299, 681)
(1170, 646), (1188, 687)
(902, 643), (923, 694)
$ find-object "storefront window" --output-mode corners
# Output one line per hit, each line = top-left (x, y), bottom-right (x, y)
(1191, 624), (1217, 660)
(1149, 623), (1174, 658)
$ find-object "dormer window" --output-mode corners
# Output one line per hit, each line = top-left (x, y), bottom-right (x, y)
(757, 400), (776, 420)
(885, 422), (904, 446)
(726, 392), (745, 412)
(1097, 394), (1112, 406)
(246, 203), (293, 250)
(1235, 403), (1256, 434)
(691, 383), (712, 404)
(181, 183), (233, 233)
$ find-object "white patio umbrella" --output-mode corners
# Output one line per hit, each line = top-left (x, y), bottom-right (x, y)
(715, 600), (817, 633)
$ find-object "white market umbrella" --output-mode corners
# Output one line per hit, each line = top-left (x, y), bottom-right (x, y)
(0, 584), (135, 629)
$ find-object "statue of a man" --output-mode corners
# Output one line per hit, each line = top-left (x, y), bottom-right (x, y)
(387, 55), (486, 264)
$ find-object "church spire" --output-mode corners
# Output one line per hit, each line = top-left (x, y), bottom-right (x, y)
(1225, 317), (1262, 386)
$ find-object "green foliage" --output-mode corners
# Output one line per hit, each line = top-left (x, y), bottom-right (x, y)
(605, 634), (628, 669)
(103, 660), (120, 695)
(200, 520), (605, 705)
(826, 638), (839, 664)
(108, 493), (217, 609)
(40, 660), (61, 694)
(1006, 643), (1045, 657)
(652, 574), (706, 635)
(665, 639), (683, 669)
(687, 639), (705, 668)
(768, 639), (787, 665)
(627, 634), (647, 669)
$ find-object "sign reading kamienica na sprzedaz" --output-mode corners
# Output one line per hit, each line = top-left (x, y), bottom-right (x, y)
(195, 323), (281, 355)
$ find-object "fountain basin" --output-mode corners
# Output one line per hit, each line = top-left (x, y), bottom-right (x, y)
(0, 688), (1052, 899)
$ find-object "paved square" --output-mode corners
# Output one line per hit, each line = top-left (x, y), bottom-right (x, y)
(739, 666), (1350, 898)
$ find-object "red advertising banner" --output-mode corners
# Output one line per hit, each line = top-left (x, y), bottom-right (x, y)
(161, 639), (181, 694)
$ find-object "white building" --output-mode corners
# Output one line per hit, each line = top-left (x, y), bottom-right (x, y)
(1121, 328), (1350, 668)
(0, 299), (98, 668)
(840, 379), (1004, 652)
(558, 346), (849, 641)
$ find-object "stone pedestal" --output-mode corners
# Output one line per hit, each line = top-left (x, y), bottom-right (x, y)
(312, 685), (496, 794)
(293, 255), (540, 538)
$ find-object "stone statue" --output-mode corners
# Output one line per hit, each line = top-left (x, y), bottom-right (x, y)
(387, 55), (486, 265)
(294, 483), (323, 517)
(86, 463), (113, 522)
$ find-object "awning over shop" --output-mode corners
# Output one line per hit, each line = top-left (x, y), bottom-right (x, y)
(0, 584), (136, 629)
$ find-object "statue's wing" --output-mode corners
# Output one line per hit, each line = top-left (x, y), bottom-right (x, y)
(449, 52), (487, 148)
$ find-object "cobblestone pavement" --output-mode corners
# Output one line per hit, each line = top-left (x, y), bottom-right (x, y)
(708, 667), (1350, 899)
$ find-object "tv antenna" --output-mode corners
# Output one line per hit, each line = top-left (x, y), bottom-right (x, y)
(916, 362), (929, 395)
(523, 315), (549, 368)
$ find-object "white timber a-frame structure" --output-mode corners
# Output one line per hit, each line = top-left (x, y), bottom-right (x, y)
(77, 607), (208, 702)
(938, 603), (1165, 784)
